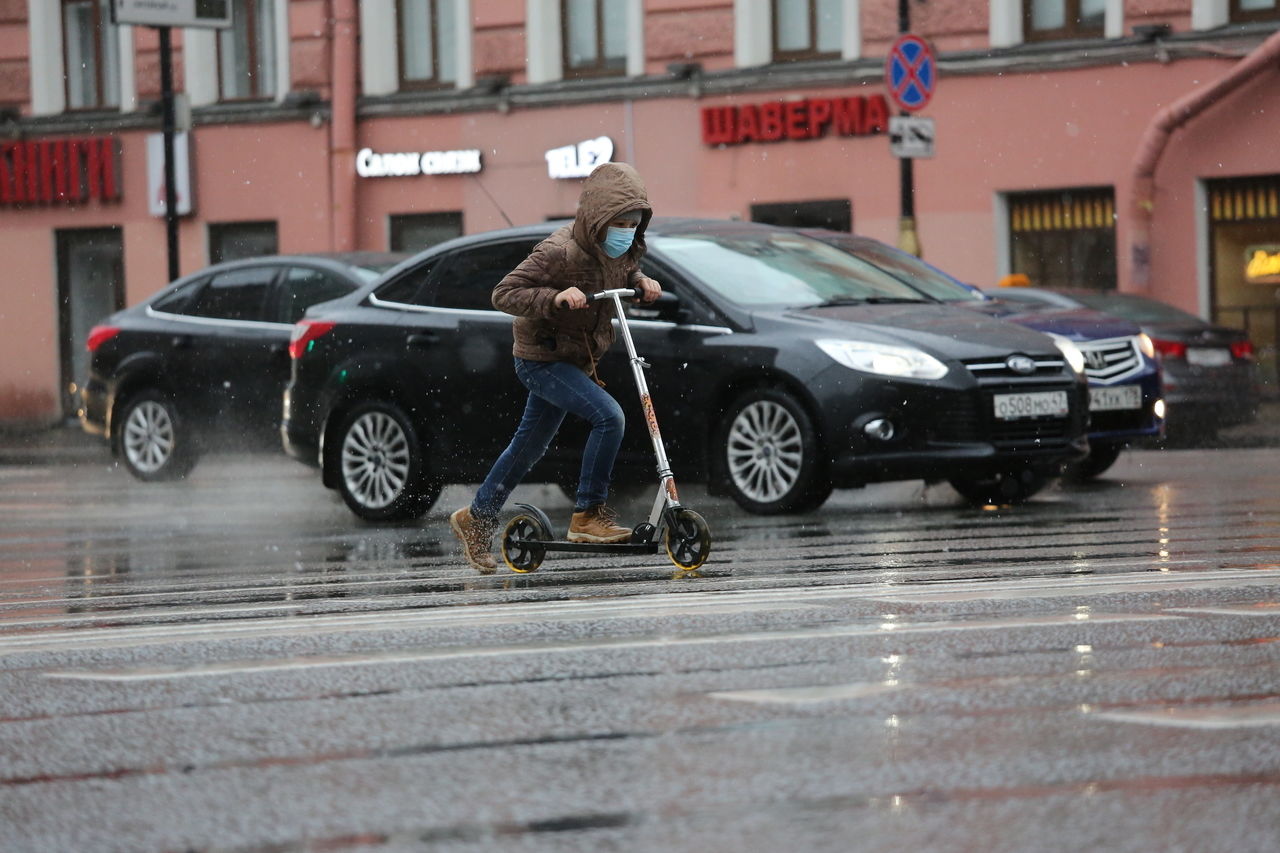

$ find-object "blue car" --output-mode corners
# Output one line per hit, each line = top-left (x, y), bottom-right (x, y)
(807, 232), (1164, 479)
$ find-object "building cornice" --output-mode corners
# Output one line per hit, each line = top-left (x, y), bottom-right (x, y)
(2, 22), (1275, 137)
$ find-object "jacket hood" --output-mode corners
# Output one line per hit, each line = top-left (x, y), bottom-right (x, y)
(571, 162), (652, 260)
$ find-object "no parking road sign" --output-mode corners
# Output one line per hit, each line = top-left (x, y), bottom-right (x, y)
(885, 34), (937, 113)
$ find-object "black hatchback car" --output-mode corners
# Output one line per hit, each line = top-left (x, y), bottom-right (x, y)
(283, 220), (1089, 520)
(80, 252), (406, 480)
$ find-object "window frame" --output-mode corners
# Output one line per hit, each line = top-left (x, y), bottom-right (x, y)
(771, 0), (842, 63)
(1230, 0), (1280, 24)
(61, 0), (120, 112)
(1022, 0), (1106, 43)
(397, 0), (455, 90)
(561, 0), (627, 80)
(217, 0), (276, 103)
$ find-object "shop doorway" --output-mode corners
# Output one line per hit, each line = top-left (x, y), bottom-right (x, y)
(750, 199), (852, 232)
(57, 227), (124, 417)
(1208, 175), (1280, 390)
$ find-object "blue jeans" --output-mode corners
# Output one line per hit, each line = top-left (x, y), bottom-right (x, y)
(472, 358), (625, 520)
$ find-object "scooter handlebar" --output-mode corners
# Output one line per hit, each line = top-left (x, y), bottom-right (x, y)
(587, 287), (644, 303)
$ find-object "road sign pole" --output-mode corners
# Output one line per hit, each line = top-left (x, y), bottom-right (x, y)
(158, 26), (180, 283)
(896, 0), (919, 256)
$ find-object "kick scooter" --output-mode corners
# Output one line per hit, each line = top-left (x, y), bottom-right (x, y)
(499, 287), (712, 577)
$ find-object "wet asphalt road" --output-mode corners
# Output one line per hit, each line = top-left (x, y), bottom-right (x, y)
(1, 448), (1279, 852)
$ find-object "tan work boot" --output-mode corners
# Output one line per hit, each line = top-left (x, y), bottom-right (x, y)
(568, 504), (632, 544)
(450, 507), (497, 574)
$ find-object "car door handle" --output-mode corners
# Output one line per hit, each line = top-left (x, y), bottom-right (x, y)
(171, 335), (192, 349)
(406, 332), (438, 347)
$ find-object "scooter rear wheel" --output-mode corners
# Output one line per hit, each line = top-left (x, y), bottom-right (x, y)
(502, 513), (550, 573)
(665, 508), (711, 572)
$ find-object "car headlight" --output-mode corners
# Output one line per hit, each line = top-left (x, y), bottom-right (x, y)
(1136, 332), (1155, 359)
(816, 339), (948, 380)
(1049, 334), (1086, 374)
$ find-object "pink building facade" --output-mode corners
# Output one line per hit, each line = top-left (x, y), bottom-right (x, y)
(2, 0), (1278, 424)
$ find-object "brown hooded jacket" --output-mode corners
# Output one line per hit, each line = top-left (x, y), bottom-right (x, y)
(491, 162), (652, 377)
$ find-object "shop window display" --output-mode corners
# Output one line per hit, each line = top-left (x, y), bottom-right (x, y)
(1208, 175), (1280, 386)
(1008, 188), (1116, 291)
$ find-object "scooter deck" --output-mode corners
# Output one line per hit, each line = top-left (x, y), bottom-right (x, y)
(535, 537), (665, 550)
(532, 540), (661, 555)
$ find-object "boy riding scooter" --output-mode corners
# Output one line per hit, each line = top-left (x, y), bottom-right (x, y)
(450, 162), (661, 574)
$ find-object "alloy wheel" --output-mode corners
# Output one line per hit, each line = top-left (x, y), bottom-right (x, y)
(122, 400), (176, 474)
(341, 411), (412, 510)
(726, 400), (804, 503)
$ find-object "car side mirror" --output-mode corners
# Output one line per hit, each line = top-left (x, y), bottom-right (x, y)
(627, 291), (683, 323)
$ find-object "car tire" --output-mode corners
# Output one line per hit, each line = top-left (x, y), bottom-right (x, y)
(1064, 442), (1123, 481)
(114, 390), (198, 482)
(334, 401), (440, 522)
(715, 388), (832, 515)
(948, 469), (1053, 506)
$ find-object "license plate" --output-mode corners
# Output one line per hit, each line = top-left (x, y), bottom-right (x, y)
(1089, 384), (1142, 411)
(1186, 347), (1231, 367)
(993, 391), (1070, 420)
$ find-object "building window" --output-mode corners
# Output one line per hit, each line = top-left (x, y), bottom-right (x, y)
(1232, 0), (1280, 23)
(773, 0), (842, 62)
(62, 0), (120, 110)
(208, 221), (278, 264)
(218, 0), (276, 101)
(562, 0), (627, 78)
(399, 0), (458, 87)
(1023, 0), (1105, 42)
(389, 212), (464, 252)
(1008, 188), (1115, 290)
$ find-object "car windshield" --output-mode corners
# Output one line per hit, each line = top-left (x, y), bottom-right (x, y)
(1066, 291), (1203, 325)
(838, 240), (982, 302)
(651, 232), (931, 308)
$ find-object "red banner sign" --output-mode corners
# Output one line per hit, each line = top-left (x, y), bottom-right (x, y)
(701, 94), (890, 146)
(0, 137), (121, 206)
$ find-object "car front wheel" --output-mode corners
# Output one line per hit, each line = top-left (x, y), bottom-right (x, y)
(115, 391), (197, 481)
(334, 401), (439, 522)
(716, 388), (831, 515)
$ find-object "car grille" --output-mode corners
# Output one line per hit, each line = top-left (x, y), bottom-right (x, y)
(962, 355), (1065, 382)
(931, 386), (1081, 446)
(1076, 336), (1143, 383)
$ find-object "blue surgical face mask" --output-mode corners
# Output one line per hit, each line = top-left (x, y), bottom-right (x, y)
(602, 225), (636, 259)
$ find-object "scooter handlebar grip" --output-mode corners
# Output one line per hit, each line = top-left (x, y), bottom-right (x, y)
(587, 287), (644, 303)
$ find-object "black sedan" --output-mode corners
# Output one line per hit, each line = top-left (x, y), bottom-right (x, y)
(984, 287), (1260, 438)
(283, 220), (1089, 520)
(80, 252), (407, 480)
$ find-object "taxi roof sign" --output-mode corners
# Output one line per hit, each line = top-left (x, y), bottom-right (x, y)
(111, 0), (233, 29)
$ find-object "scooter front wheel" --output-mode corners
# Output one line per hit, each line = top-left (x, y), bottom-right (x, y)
(665, 508), (711, 572)
(502, 513), (551, 573)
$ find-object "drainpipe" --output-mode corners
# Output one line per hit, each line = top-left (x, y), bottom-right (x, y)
(1127, 28), (1280, 291)
(330, 0), (359, 251)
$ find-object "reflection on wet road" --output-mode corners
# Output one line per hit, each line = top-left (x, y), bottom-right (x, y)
(1, 449), (1278, 851)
